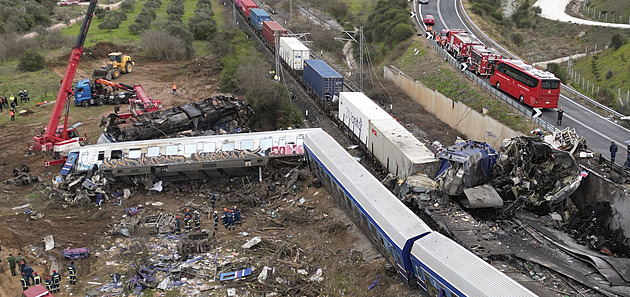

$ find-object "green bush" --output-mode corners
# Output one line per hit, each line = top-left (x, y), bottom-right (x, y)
(611, 33), (626, 50)
(606, 69), (613, 79)
(95, 7), (107, 19)
(17, 49), (45, 72)
(188, 12), (216, 41)
(120, 0), (135, 12)
(511, 33), (524, 45)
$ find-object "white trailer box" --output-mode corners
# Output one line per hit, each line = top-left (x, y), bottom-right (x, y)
(337, 92), (392, 145)
(279, 37), (310, 71)
(368, 118), (440, 179)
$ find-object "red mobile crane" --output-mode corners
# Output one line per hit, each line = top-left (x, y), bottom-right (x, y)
(29, 0), (98, 165)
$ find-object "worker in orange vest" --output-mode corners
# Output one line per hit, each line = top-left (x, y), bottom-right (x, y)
(435, 35), (441, 44)
(172, 84), (178, 96)
(9, 109), (15, 121)
(440, 38), (446, 47)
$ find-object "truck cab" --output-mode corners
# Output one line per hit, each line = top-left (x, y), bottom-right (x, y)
(74, 79), (99, 107)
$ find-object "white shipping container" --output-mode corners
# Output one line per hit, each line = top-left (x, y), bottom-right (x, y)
(337, 92), (392, 145)
(279, 37), (310, 71)
(368, 118), (439, 179)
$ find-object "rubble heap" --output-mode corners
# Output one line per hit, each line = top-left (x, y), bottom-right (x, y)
(101, 95), (251, 142)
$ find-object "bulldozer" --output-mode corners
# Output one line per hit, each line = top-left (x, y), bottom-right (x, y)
(92, 52), (134, 80)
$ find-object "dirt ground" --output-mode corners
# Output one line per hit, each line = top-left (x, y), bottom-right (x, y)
(0, 40), (425, 296)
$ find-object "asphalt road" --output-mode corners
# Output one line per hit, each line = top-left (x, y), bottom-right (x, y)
(415, 0), (630, 165)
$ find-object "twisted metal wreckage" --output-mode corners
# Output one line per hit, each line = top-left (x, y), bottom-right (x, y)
(433, 136), (587, 215)
(99, 95), (251, 143)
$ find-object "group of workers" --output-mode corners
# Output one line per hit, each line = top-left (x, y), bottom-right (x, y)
(172, 192), (243, 235)
(425, 26), (447, 48)
(0, 90), (29, 121)
(8, 252), (77, 292)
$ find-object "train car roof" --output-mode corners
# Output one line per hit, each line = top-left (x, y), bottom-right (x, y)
(411, 232), (537, 297)
(369, 118), (438, 165)
(280, 37), (309, 51)
(304, 130), (431, 247)
(304, 60), (343, 78)
(74, 129), (320, 153)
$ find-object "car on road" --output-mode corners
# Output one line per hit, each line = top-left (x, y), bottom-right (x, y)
(423, 14), (435, 25)
(419, 0), (429, 4)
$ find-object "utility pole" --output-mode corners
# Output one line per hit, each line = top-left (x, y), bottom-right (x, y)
(335, 26), (364, 89)
(275, 30), (280, 81)
(290, 0), (293, 27)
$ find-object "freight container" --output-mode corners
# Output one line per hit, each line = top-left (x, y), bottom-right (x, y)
(262, 21), (287, 48)
(303, 59), (343, 101)
(240, 0), (257, 18)
(235, 0), (242, 8)
(279, 37), (310, 72)
(368, 118), (439, 179)
(249, 8), (270, 30)
(337, 92), (392, 145)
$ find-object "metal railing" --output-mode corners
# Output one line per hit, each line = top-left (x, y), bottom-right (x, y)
(425, 40), (555, 133)
(456, 0), (625, 119)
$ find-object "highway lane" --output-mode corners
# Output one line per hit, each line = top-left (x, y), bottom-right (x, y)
(416, 0), (630, 164)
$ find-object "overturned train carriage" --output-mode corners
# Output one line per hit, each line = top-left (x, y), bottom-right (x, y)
(100, 95), (250, 143)
(67, 129), (318, 181)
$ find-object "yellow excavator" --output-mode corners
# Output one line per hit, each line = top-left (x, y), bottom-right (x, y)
(92, 52), (134, 80)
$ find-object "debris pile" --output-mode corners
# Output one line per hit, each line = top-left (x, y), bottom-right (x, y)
(4, 164), (41, 186)
(491, 136), (586, 214)
(549, 127), (588, 155)
(100, 95), (251, 143)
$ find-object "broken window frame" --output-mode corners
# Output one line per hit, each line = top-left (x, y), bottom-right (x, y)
(111, 150), (122, 159)
(97, 151), (104, 161)
(165, 145), (178, 156)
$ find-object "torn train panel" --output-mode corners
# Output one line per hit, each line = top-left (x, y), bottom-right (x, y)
(492, 136), (586, 207)
(434, 140), (498, 196)
(99, 95), (250, 143)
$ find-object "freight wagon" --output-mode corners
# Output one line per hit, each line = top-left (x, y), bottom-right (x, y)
(262, 21), (287, 48)
(240, 0), (257, 18)
(279, 37), (310, 73)
(337, 92), (392, 145)
(303, 59), (343, 101)
(249, 8), (270, 30)
(368, 118), (439, 179)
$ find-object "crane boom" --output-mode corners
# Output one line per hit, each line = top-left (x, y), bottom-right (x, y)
(31, 0), (98, 152)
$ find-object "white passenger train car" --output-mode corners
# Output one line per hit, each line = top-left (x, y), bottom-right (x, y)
(66, 129), (318, 179)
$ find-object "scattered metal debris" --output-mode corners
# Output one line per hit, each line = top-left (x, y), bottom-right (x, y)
(4, 164), (41, 186)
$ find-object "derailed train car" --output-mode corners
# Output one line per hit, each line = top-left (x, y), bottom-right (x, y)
(304, 129), (537, 296)
(99, 95), (250, 143)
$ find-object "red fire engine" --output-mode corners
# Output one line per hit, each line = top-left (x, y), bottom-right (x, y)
(469, 45), (502, 76)
(446, 32), (483, 58)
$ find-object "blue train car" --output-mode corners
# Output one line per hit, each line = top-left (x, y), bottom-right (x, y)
(304, 129), (432, 283)
(303, 59), (343, 101)
(250, 8), (270, 30)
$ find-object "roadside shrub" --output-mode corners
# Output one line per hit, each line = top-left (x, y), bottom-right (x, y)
(167, 2), (185, 16)
(606, 69), (613, 79)
(511, 33), (524, 46)
(611, 33), (626, 50)
(17, 48), (45, 72)
(546, 63), (567, 83)
(98, 15), (122, 30)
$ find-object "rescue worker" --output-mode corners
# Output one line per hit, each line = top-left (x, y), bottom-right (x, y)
(52, 269), (60, 292)
(7, 253), (17, 276)
(33, 271), (42, 285)
(556, 107), (564, 125)
(17, 253), (25, 272)
(68, 261), (77, 285)
(18, 90), (24, 103)
(226, 210), (235, 231)
(174, 216), (181, 233)
(24, 90), (29, 102)
(184, 208), (191, 219)
(435, 35), (441, 45)
(20, 273), (28, 291)
(222, 208), (228, 228)
(23, 264), (34, 285)
(210, 192), (216, 208)
(425, 26), (432, 39)
(213, 211), (219, 231)
(9, 109), (15, 121)
(461, 57), (469, 72)
(172, 84), (178, 95)
(0, 97), (3, 112)
(194, 211), (201, 231)
(233, 206), (241, 226)
(45, 276), (53, 291)
(184, 215), (192, 231)
(440, 37), (446, 47)
(324, 91), (331, 102)
(610, 141), (618, 165)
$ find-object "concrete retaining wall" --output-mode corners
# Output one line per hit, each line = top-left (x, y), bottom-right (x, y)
(384, 65), (521, 149)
